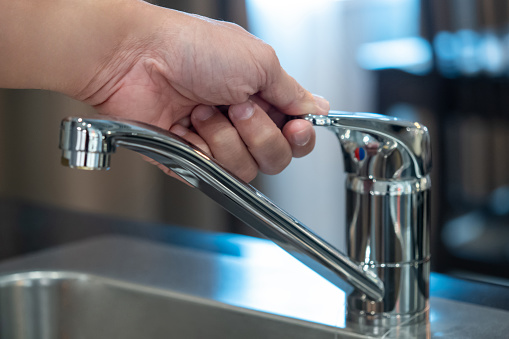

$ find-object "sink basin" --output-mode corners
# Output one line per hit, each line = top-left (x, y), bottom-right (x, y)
(0, 271), (342, 339)
(1, 236), (508, 338)
(0, 236), (351, 339)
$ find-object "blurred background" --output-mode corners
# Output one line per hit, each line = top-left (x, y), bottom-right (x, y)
(1, 0), (509, 285)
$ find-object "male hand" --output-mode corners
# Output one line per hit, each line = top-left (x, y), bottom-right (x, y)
(1, 1), (330, 182)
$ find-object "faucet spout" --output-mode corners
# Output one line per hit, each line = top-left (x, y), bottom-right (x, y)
(60, 116), (386, 301)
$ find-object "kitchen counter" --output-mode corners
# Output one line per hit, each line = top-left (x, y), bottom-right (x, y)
(1, 197), (509, 312)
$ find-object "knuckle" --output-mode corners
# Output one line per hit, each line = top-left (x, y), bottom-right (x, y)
(260, 43), (280, 70)
(248, 127), (280, 150)
(260, 41), (277, 58)
(225, 21), (246, 32)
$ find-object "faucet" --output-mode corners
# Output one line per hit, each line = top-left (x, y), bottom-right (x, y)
(59, 111), (431, 327)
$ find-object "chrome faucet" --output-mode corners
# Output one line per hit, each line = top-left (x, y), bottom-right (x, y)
(59, 111), (431, 327)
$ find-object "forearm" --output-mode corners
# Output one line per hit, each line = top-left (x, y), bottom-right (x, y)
(0, 0), (161, 97)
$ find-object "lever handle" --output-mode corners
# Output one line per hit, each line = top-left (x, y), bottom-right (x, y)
(298, 111), (432, 180)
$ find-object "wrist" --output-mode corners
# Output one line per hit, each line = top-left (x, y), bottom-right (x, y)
(73, 1), (182, 103)
(57, 0), (160, 98)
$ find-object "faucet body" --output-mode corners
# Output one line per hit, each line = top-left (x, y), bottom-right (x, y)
(59, 111), (431, 326)
(303, 114), (431, 324)
(346, 184), (430, 323)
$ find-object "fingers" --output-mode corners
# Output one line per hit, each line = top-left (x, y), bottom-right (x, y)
(169, 124), (210, 155)
(190, 102), (296, 182)
(146, 102), (317, 183)
(176, 98), (318, 182)
(250, 94), (316, 157)
(228, 101), (292, 175)
(191, 105), (259, 182)
(282, 119), (315, 158)
(149, 99), (318, 183)
(249, 95), (288, 128)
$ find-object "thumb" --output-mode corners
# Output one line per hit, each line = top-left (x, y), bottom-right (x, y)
(259, 68), (330, 116)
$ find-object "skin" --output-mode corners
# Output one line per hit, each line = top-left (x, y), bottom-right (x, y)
(0, 0), (329, 182)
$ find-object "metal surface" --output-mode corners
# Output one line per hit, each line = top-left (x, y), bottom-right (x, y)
(59, 116), (383, 301)
(1, 198), (507, 312)
(1, 236), (509, 339)
(0, 272), (340, 339)
(301, 112), (431, 180)
(59, 110), (432, 323)
(303, 112), (431, 324)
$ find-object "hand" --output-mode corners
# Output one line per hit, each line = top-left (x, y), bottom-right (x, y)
(0, 1), (330, 182)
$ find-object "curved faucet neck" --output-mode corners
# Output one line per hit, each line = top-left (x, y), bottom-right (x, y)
(60, 116), (385, 301)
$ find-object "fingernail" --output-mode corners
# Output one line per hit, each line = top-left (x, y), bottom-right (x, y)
(292, 127), (312, 147)
(313, 94), (330, 114)
(193, 105), (215, 121)
(170, 124), (187, 137)
(230, 101), (255, 121)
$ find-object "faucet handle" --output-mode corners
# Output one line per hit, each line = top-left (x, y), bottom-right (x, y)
(300, 112), (432, 180)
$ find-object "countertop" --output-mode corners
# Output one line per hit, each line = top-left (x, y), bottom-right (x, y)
(1, 197), (509, 311)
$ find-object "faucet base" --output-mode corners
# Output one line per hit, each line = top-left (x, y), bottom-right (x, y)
(345, 259), (430, 328)
(347, 307), (429, 336)
(345, 177), (431, 324)
(347, 304), (430, 325)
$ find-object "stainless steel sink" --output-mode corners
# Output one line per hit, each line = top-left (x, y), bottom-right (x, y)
(0, 272), (344, 339)
(1, 236), (508, 338)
